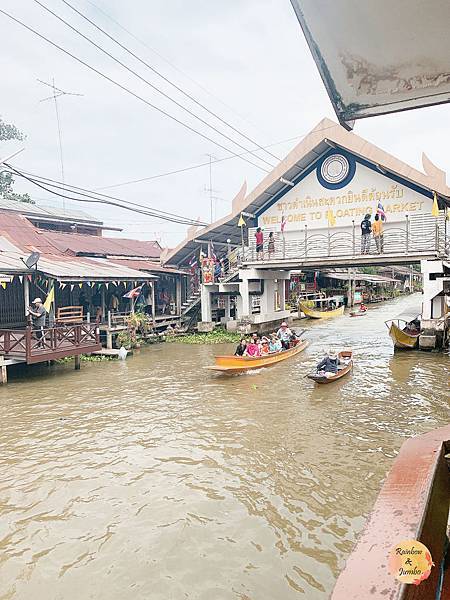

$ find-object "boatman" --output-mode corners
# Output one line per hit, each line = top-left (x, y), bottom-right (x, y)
(276, 322), (292, 350)
(316, 350), (339, 378)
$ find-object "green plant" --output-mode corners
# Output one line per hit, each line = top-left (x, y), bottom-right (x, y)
(166, 328), (241, 345)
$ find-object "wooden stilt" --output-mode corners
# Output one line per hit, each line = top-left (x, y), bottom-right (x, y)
(74, 355), (81, 370)
(0, 357), (7, 384)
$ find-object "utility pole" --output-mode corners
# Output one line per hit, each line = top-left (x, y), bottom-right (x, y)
(38, 78), (83, 210)
(204, 153), (219, 223)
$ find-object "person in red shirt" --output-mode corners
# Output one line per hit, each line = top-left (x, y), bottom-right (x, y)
(255, 227), (264, 260)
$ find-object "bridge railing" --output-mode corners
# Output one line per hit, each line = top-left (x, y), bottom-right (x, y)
(246, 213), (448, 261)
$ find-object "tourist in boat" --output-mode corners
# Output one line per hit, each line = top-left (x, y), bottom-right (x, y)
(269, 334), (282, 353)
(255, 227), (264, 260)
(360, 303), (367, 312)
(259, 337), (270, 355)
(234, 338), (247, 356)
(372, 213), (384, 254)
(267, 232), (275, 260)
(316, 351), (339, 377)
(360, 213), (372, 254)
(245, 338), (261, 357)
(276, 322), (292, 350)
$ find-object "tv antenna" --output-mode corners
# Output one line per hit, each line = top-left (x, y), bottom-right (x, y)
(38, 78), (83, 211)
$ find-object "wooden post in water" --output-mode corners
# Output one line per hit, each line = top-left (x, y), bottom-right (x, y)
(0, 356), (7, 384)
(74, 354), (81, 370)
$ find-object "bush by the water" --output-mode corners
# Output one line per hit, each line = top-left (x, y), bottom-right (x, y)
(166, 329), (241, 344)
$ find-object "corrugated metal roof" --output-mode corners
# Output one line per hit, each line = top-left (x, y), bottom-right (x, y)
(108, 258), (188, 276)
(0, 251), (157, 281)
(43, 230), (162, 258)
(0, 198), (103, 224)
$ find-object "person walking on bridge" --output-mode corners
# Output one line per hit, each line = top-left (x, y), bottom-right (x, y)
(360, 214), (372, 254)
(372, 213), (384, 254)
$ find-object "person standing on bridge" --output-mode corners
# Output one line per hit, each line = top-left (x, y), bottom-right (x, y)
(372, 213), (384, 254)
(255, 227), (264, 260)
(360, 213), (372, 254)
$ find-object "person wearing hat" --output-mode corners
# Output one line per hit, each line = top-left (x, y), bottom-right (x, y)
(27, 298), (47, 347)
(276, 321), (292, 350)
(360, 213), (372, 254)
(316, 350), (339, 377)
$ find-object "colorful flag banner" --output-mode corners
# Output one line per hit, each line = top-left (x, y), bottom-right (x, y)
(43, 286), (54, 312)
(1, 282), (6, 290)
(238, 213), (246, 227)
(123, 285), (142, 299)
(377, 202), (387, 222)
(326, 209), (336, 227)
(281, 215), (287, 233)
(431, 192), (439, 217)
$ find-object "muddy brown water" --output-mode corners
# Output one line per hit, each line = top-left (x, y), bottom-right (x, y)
(0, 294), (448, 599)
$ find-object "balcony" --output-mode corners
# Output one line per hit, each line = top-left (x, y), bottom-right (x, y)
(0, 323), (101, 364)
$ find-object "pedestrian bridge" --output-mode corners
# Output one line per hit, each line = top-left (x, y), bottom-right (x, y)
(242, 214), (448, 269)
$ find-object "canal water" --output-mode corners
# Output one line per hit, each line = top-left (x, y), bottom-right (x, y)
(0, 294), (448, 599)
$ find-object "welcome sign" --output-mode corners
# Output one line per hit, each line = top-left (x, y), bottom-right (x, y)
(258, 153), (433, 232)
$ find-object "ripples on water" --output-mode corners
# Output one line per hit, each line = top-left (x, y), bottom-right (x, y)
(0, 295), (448, 599)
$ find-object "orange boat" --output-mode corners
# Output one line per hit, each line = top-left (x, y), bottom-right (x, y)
(205, 339), (309, 374)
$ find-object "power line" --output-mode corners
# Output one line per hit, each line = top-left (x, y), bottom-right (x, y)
(0, 7), (270, 174)
(95, 127), (337, 191)
(84, 0), (272, 141)
(58, 0), (282, 164)
(31, 0), (275, 172)
(5, 163), (207, 226)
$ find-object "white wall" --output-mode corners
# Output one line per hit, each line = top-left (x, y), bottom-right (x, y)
(258, 161), (432, 235)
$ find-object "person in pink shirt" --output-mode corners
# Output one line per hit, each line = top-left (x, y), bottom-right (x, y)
(245, 339), (261, 357)
(255, 227), (264, 260)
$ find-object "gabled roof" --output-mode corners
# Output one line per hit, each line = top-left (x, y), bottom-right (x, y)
(0, 213), (159, 282)
(164, 118), (450, 266)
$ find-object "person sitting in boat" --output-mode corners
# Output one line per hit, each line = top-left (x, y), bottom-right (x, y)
(276, 322), (292, 350)
(316, 350), (339, 378)
(269, 333), (282, 353)
(360, 303), (367, 312)
(245, 338), (260, 357)
(234, 338), (247, 356)
(260, 337), (270, 355)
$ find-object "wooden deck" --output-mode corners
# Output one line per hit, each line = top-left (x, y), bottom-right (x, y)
(0, 324), (101, 364)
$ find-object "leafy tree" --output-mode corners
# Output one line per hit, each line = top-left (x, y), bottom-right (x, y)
(0, 116), (33, 204)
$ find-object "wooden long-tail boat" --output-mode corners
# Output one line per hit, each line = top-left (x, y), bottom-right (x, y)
(205, 339), (309, 374)
(331, 424), (450, 599)
(299, 297), (345, 319)
(385, 308), (421, 349)
(307, 350), (353, 383)
(349, 309), (367, 317)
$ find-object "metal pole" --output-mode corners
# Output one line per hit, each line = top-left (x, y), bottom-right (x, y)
(405, 215), (409, 254)
(352, 220), (355, 256)
(304, 225), (308, 257)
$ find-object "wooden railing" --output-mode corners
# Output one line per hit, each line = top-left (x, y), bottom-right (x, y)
(245, 214), (448, 262)
(0, 324), (101, 364)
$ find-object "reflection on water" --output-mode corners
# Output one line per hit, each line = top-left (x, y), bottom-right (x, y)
(0, 294), (448, 599)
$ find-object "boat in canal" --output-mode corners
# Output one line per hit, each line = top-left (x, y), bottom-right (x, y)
(299, 296), (345, 319)
(205, 339), (309, 374)
(349, 308), (367, 317)
(385, 308), (421, 349)
(307, 350), (353, 384)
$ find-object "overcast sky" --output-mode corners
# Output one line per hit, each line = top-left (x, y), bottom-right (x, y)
(1, 0), (449, 248)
